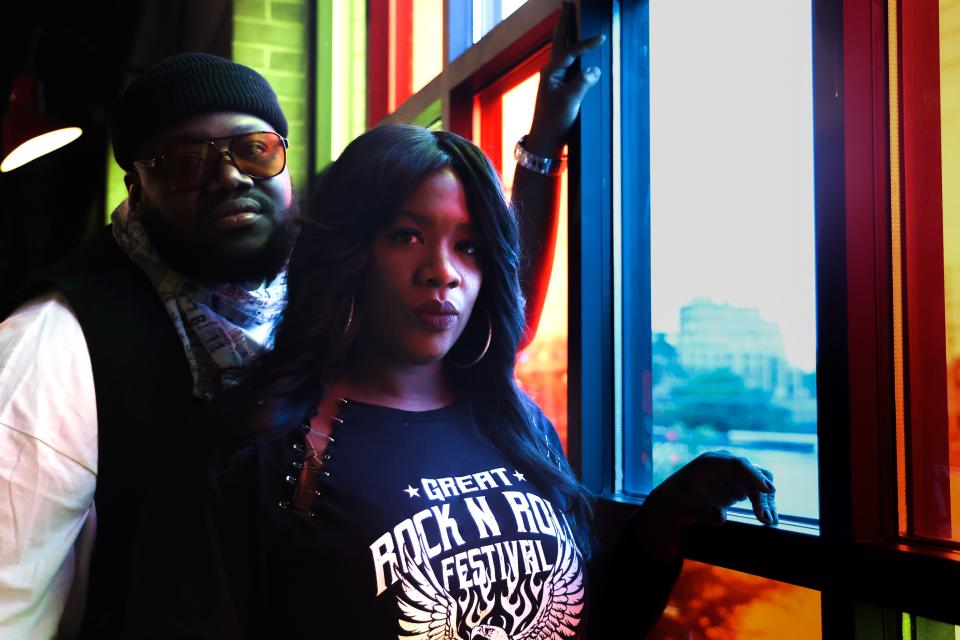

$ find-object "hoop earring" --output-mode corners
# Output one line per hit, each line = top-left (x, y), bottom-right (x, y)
(343, 295), (355, 335)
(449, 309), (492, 369)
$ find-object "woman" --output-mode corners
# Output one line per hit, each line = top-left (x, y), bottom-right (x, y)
(184, 124), (776, 639)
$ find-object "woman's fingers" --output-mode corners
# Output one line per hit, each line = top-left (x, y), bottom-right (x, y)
(552, 1), (578, 50)
(526, 1), (606, 148)
(564, 35), (607, 64)
(546, 1), (605, 73)
(559, 67), (601, 105)
(750, 489), (779, 526)
(697, 452), (778, 526)
(545, 35), (607, 76)
(758, 468), (778, 525)
(649, 452), (779, 527)
(759, 466), (775, 485)
(732, 458), (776, 526)
(745, 466), (777, 526)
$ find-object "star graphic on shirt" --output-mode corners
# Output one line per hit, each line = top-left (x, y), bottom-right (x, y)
(513, 470), (526, 482)
(404, 485), (420, 498)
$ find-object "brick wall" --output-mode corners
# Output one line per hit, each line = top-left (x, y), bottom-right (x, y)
(233, 0), (309, 194)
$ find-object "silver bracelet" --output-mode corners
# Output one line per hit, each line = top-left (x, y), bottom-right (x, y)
(514, 135), (566, 176)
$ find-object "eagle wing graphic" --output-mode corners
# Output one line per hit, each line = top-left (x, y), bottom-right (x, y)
(396, 540), (462, 640)
(514, 533), (585, 640)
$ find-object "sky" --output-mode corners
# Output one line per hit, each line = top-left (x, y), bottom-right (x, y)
(649, 0), (817, 372)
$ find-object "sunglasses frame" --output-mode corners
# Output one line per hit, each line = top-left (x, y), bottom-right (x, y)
(132, 131), (289, 191)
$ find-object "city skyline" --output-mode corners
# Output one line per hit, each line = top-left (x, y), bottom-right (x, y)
(655, 296), (815, 375)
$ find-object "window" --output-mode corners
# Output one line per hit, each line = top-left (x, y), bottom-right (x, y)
(895, 0), (960, 544)
(472, 0), (530, 43)
(636, 0), (818, 521)
(314, 0), (367, 171)
(312, 0), (960, 633)
(581, 0), (960, 632)
(366, 0), (443, 127)
(931, 0), (959, 542)
(902, 612), (960, 639)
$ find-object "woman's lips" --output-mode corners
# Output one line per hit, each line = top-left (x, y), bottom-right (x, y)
(415, 312), (458, 330)
(413, 300), (459, 329)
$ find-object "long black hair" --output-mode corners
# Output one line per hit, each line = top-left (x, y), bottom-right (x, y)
(227, 124), (593, 550)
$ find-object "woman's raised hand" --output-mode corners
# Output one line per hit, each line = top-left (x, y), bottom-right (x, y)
(525, 1), (606, 156)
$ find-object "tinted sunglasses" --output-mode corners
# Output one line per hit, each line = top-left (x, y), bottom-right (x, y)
(133, 131), (288, 191)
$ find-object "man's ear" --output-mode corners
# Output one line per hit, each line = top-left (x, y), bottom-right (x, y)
(125, 174), (141, 208)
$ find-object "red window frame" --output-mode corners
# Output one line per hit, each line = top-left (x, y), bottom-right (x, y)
(897, 0), (953, 541)
(367, 0), (416, 127)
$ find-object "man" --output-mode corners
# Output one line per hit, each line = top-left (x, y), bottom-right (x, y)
(0, 53), (300, 637)
(0, 15), (602, 635)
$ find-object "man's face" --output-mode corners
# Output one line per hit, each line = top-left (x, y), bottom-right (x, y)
(129, 111), (296, 284)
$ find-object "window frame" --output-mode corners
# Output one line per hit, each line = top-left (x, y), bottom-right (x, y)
(359, 0), (960, 631)
(898, 0), (954, 543)
(578, 0), (960, 630)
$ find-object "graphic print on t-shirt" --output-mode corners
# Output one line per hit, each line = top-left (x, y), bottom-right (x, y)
(368, 466), (584, 639)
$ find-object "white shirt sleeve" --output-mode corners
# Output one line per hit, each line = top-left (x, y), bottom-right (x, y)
(0, 293), (98, 640)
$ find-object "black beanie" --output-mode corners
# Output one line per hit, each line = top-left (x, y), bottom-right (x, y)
(110, 52), (288, 170)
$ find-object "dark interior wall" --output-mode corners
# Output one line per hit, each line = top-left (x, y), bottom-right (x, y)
(0, 0), (232, 298)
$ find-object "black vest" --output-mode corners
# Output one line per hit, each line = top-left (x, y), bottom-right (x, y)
(4, 227), (201, 635)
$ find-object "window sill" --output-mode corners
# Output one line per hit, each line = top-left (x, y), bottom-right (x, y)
(593, 493), (960, 625)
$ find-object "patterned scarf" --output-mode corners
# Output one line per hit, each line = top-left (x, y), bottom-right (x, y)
(111, 200), (287, 399)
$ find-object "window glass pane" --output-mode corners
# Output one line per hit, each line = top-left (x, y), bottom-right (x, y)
(472, 0), (529, 43)
(366, 0), (442, 125)
(411, 99), (443, 131)
(647, 560), (821, 639)
(940, 0), (960, 542)
(474, 64), (570, 452)
(898, 0), (960, 542)
(411, 0), (443, 95)
(646, 0), (818, 520)
(902, 612), (960, 639)
(315, 0), (366, 170)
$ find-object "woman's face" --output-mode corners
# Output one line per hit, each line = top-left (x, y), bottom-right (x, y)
(358, 168), (483, 366)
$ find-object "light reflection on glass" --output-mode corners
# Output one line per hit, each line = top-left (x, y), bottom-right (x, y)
(647, 560), (821, 639)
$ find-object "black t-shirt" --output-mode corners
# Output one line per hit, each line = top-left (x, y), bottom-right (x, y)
(211, 397), (590, 638)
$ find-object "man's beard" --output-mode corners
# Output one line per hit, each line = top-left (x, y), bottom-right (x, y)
(139, 193), (300, 285)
